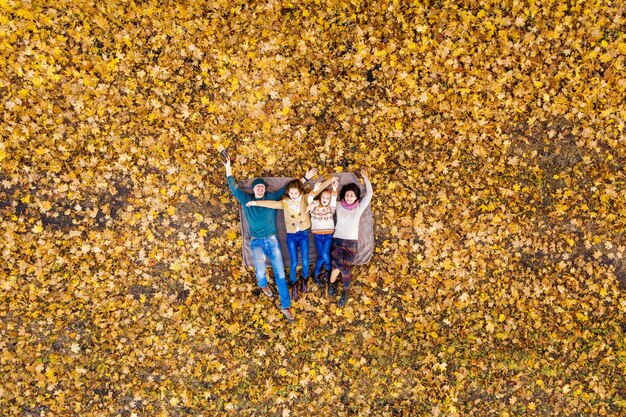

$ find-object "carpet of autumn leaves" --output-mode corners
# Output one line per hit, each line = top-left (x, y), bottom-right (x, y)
(1, 0), (625, 416)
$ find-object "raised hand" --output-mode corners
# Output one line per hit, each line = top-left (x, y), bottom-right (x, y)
(331, 177), (339, 190)
(220, 149), (230, 165)
(304, 168), (318, 181)
(360, 168), (368, 178)
(223, 156), (232, 176)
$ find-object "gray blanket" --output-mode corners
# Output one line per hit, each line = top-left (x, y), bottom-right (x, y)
(237, 172), (374, 268)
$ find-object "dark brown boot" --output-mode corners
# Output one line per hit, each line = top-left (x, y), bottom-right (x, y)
(323, 270), (331, 286)
(290, 281), (298, 301)
(312, 274), (321, 287)
(338, 288), (349, 307)
(328, 280), (337, 297)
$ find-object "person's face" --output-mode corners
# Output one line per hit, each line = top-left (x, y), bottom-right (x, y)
(253, 184), (266, 198)
(344, 190), (357, 205)
(288, 188), (301, 200)
(320, 191), (331, 206)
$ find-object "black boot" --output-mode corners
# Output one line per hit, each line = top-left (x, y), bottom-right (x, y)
(312, 274), (320, 287)
(338, 288), (349, 307)
(300, 276), (308, 294)
(328, 280), (337, 297)
(323, 270), (331, 286)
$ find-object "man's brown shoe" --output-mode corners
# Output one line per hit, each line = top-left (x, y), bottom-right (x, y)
(281, 308), (295, 322)
(261, 286), (273, 297)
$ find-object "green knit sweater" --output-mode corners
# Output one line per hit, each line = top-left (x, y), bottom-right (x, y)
(227, 176), (286, 238)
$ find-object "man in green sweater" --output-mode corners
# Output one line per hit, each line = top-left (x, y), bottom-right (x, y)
(224, 153), (316, 322)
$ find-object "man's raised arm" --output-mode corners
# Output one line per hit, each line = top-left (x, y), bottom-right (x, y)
(224, 153), (248, 203)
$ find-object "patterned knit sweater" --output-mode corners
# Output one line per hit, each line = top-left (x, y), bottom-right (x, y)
(308, 178), (337, 235)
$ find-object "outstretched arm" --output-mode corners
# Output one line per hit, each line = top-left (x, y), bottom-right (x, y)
(246, 200), (283, 209)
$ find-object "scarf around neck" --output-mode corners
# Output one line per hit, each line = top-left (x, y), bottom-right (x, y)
(340, 199), (359, 210)
(286, 196), (302, 213)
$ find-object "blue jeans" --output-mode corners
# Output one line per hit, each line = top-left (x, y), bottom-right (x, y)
(286, 229), (310, 284)
(250, 235), (290, 309)
(313, 233), (333, 276)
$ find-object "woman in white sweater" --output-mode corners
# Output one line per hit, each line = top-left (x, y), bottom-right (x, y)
(329, 169), (373, 307)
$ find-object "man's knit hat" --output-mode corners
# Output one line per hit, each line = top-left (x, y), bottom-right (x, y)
(252, 178), (267, 188)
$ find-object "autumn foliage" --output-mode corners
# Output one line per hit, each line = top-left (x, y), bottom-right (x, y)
(1, 0), (625, 415)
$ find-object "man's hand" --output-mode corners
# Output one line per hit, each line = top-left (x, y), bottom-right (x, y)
(223, 153), (232, 176)
(220, 149), (229, 163)
(246, 201), (256, 207)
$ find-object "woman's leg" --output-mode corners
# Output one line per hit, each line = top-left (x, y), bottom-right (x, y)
(328, 269), (340, 296)
(337, 241), (357, 307)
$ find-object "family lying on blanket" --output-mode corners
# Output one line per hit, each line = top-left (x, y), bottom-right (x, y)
(223, 151), (373, 322)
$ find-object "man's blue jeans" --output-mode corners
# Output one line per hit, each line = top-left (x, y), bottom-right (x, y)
(250, 235), (290, 309)
(313, 233), (333, 276)
(286, 229), (310, 284)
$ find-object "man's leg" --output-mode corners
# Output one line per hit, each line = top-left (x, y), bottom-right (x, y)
(250, 238), (269, 289)
(266, 236), (291, 311)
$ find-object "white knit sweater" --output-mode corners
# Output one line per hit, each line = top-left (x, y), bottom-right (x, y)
(333, 176), (373, 240)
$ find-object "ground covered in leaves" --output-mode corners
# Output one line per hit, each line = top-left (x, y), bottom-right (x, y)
(1, 0), (625, 416)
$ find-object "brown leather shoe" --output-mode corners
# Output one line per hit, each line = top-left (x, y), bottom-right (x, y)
(281, 308), (295, 322)
(261, 286), (273, 298)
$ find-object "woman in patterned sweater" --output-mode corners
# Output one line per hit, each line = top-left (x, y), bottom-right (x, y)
(329, 169), (373, 307)
(307, 177), (339, 287)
